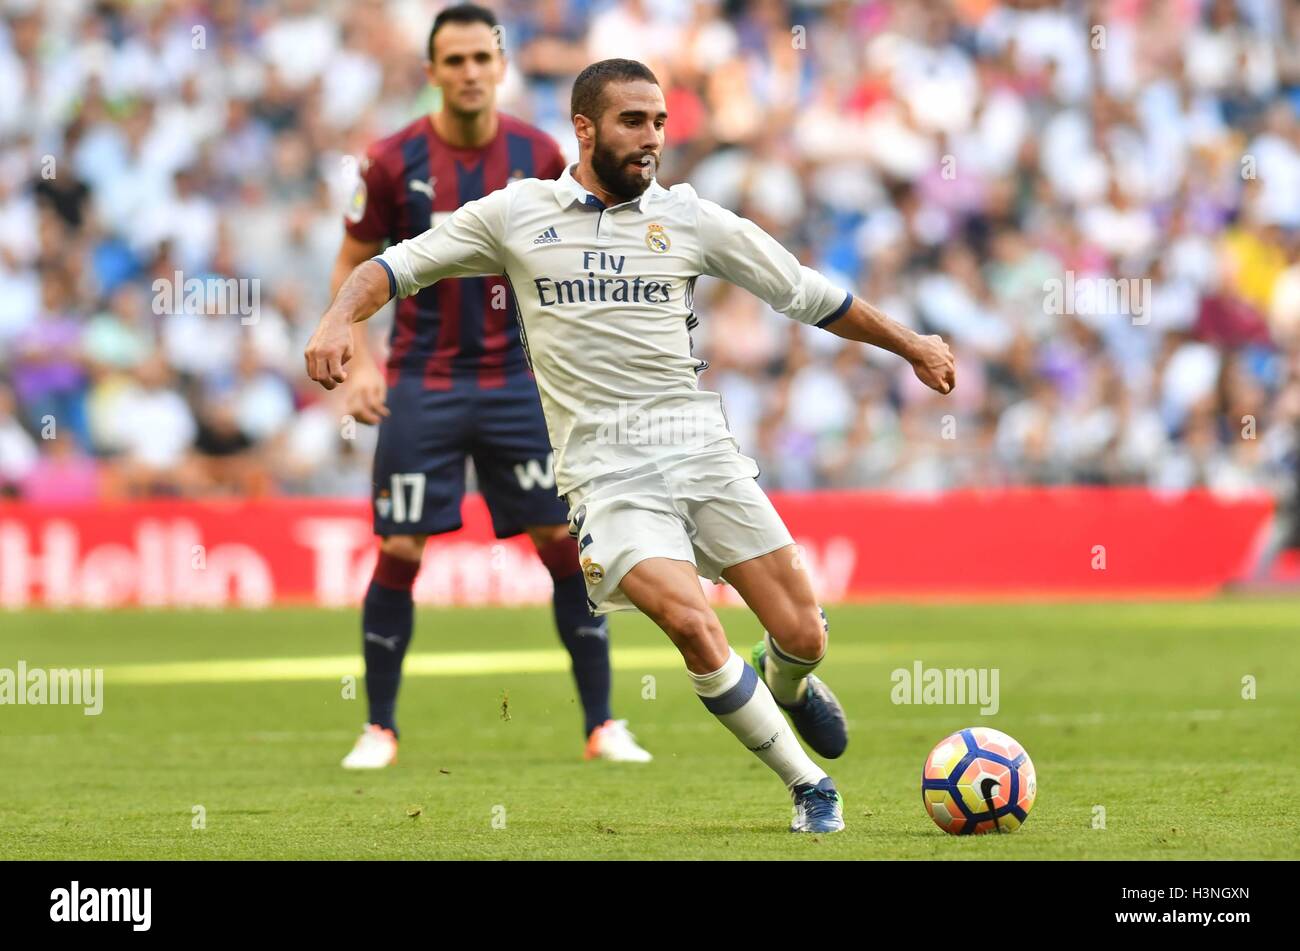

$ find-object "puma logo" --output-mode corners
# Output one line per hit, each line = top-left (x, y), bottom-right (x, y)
(408, 178), (436, 199)
(364, 631), (401, 651)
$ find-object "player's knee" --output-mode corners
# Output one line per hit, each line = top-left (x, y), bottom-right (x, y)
(661, 604), (723, 646)
(662, 604), (729, 671)
(379, 534), (427, 563)
(774, 605), (828, 660)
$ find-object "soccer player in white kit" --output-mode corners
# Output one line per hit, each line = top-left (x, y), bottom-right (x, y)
(307, 59), (957, 833)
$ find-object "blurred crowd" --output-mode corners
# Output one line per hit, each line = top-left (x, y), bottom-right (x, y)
(1, 0), (1299, 506)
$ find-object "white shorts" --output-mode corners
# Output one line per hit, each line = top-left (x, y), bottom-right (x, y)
(564, 449), (795, 615)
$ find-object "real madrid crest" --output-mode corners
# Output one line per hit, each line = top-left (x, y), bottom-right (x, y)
(645, 222), (670, 254)
(581, 556), (605, 585)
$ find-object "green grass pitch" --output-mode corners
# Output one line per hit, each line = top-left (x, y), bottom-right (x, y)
(1, 599), (1296, 859)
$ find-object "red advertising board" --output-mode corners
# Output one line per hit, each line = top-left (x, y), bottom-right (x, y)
(0, 489), (1275, 608)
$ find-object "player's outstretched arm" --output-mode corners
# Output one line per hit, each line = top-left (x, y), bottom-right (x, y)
(305, 260), (392, 390)
(696, 198), (954, 395)
(306, 189), (510, 391)
(825, 296), (955, 395)
(330, 234), (389, 420)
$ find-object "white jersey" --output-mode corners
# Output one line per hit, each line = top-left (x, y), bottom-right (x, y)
(376, 164), (851, 495)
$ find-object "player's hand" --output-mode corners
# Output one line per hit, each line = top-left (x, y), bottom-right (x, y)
(908, 334), (956, 395)
(345, 364), (390, 424)
(304, 315), (354, 390)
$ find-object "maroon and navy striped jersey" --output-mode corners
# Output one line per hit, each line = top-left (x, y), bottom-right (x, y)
(345, 113), (566, 389)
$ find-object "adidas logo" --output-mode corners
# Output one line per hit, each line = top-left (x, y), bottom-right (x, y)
(533, 226), (561, 245)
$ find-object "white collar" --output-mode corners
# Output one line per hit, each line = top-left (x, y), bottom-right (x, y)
(555, 163), (666, 212)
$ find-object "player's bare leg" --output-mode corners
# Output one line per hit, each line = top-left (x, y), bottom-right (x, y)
(342, 533), (425, 769)
(618, 557), (842, 832)
(616, 558), (729, 672)
(723, 544), (848, 759)
(524, 524), (649, 762)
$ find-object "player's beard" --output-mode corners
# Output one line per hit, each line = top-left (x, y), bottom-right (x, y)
(590, 134), (656, 202)
(443, 96), (488, 123)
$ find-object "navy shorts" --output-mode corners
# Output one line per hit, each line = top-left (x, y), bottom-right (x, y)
(371, 377), (569, 539)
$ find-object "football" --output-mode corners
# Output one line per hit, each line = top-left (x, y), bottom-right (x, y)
(922, 728), (1036, 835)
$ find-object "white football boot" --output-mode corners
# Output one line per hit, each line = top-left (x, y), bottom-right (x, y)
(341, 723), (398, 769)
(583, 719), (653, 763)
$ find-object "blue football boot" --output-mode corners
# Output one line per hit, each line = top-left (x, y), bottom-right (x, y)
(790, 777), (845, 833)
(752, 641), (848, 759)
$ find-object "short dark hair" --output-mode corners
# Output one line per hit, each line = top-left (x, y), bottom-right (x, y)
(427, 3), (498, 62)
(570, 59), (660, 121)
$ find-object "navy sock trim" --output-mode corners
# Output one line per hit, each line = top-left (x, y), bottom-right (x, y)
(698, 662), (758, 715)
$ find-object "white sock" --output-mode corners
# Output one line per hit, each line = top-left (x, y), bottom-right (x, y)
(689, 649), (825, 789)
(762, 628), (824, 707)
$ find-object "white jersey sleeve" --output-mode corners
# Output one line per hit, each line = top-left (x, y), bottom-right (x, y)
(696, 198), (852, 327)
(375, 187), (510, 297)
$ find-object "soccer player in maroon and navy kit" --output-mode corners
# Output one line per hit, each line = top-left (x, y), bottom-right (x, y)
(332, 4), (649, 768)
